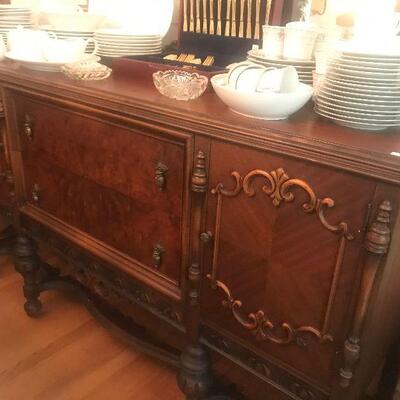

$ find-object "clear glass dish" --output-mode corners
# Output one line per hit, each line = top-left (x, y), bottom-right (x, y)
(61, 60), (111, 81)
(152, 70), (208, 101)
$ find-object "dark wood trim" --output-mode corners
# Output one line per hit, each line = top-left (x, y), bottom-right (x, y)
(21, 204), (182, 301)
(0, 69), (399, 185)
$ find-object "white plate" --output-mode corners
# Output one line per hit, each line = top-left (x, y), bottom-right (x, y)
(316, 97), (400, 116)
(95, 29), (160, 38)
(337, 53), (400, 64)
(0, 17), (31, 21)
(0, 23), (32, 26)
(5, 52), (100, 71)
(94, 37), (161, 44)
(319, 87), (400, 106)
(336, 41), (400, 58)
(318, 90), (400, 111)
(322, 77), (400, 94)
(326, 71), (400, 86)
(96, 50), (161, 55)
(247, 58), (314, 70)
(315, 102), (400, 123)
(96, 38), (161, 45)
(321, 81), (400, 102)
(315, 107), (393, 131)
(42, 30), (94, 36)
(329, 60), (400, 73)
(247, 49), (315, 65)
(330, 57), (400, 70)
(40, 25), (95, 34)
(96, 50), (161, 57)
(98, 43), (162, 50)
(327, 64), (400, 80)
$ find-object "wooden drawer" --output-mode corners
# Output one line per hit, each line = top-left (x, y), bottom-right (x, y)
(201, 140), (377, 392)
(13, 94), (190, 291)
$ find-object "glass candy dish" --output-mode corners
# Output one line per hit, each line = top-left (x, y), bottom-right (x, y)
(61, 60), (111, 81)
(152, 70), (208, 101)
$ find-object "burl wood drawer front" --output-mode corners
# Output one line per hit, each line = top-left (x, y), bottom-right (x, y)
(201, 141), (377, 390)
(14, 94), (187, 287)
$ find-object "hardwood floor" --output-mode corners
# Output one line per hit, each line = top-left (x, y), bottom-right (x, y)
(0, 255), (183, 400)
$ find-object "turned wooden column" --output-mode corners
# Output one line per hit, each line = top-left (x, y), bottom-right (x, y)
(339, 200), (392, 388)
(13, 234), (42, 317)
(177, 150), (214, 400)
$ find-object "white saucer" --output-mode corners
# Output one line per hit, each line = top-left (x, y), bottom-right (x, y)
(6, 52), (100, 72)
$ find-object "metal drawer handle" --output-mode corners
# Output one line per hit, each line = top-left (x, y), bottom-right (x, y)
(24, 114), (33, 141)
(32, 183), (40, 204)
(152, 243), (165, 269)
(155, 162), (168, 191)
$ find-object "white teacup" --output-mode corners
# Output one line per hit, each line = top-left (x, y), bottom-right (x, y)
(7, 27), (51, 61)
(262, 25), (285, 59)
(283, 23), (318, 60)
(42, 37), (98, 63)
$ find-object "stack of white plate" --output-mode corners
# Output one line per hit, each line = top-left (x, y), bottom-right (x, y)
(94, 29), (162, 58)
(40, 25), (95, 54)
(315, 45), (400, 131)
(0, 6), (33, 42)
(247, 48), (315, 85)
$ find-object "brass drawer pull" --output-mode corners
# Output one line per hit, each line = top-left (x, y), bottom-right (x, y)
(32, 183), (40, 204)
(200, 231), (213, 244)
(24, 114), (33, 141)
(155, 162), (168, 191)
(152, 243), (165, 269)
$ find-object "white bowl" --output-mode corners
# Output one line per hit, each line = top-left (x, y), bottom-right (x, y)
(211, 74), (313, 120)
(45, 12), (105, 32)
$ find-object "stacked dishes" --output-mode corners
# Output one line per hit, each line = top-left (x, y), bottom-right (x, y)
(247, 48), (315, 85)
(315, 45), (400, 131)
(40, 25), (95, 54)
(94, 29), (162, 58)
(0, 6), (33, 42)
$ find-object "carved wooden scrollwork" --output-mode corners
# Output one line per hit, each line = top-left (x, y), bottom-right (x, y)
(209, 276), (333, 345)
(208, 167), (355, 347)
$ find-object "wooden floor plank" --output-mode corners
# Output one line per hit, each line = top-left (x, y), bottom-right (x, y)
(0, 255), (183, 400)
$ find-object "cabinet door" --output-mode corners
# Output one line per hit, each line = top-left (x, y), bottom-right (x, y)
(201, 140), (376, 390)
(13, 93), (190, 295)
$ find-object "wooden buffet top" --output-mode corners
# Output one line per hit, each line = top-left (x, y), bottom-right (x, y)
(0, 60), (399, 184)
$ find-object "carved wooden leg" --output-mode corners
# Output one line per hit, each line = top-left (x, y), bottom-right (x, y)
(13, 234), (42, 317)
(0, 225), (16, 255)
(177, 343), (213, 400)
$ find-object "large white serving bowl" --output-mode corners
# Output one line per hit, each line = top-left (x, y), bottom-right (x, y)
(211, 74), (313, 120)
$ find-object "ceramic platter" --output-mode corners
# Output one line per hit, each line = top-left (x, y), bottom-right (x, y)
(315, 46), (400, 131)
(5, 52), (100, 72)
(94, 29), (162, 58)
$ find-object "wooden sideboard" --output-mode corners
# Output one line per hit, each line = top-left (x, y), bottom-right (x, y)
(0, 62), (400, 400)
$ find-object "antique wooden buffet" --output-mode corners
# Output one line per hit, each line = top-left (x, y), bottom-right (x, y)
(0, 62), (399, 400)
